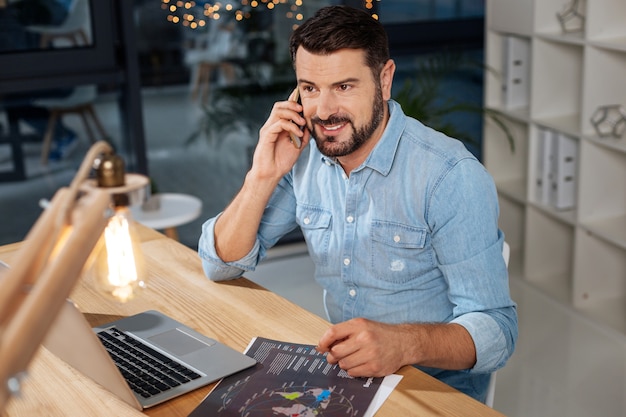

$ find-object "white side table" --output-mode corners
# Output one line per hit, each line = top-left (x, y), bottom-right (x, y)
(130, 193), (203, 241)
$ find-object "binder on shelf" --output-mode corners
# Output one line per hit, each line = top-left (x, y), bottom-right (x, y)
(535, 127), (554, 205)
(501, 35), (530, 110)
(550, 132), (578, 211)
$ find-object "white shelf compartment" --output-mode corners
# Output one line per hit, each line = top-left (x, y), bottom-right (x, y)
(496, 179), (527, 205)
(588, 37), (626, 53)
(483, 116), (528, 196)
(533, 114), (581, 138)
(536, 31), (585, 47)
(581, 46), (626, 137)
(530, 38), (584, 124)
(573, 229), (626, 334)
(534, 0), (585, 38)
(528, 201), (577, 227)
(507, 246), (524, 281)
(584, 135), (626, 155)
(586, 0), (626, 44)
(484, 31), (504, 110)
(484, 31), (532, 116)
(580, 215), (626, 251)
(523, 206), (574, 304)
(486, 0), (534, 36)
(577, 140), (626, 239)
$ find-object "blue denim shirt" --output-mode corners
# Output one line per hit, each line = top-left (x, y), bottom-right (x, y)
(199, 100), (518, 402)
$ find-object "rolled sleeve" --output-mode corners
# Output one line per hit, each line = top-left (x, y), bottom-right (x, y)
(452, 309), (516, 373)
(197, 174), (299, 282)
(430, 159), (518, 373)
(198, 214), (262, 281)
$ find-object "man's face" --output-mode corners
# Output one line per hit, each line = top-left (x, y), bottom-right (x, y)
(294, 48), (393, 159)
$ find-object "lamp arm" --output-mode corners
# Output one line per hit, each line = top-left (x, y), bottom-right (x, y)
(0, 188), (67, 327)
(64, 140), (114, 225)
(0, 141), (113, 327)
(0, 141), (114, 411)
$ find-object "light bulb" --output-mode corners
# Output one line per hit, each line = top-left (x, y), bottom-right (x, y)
(80, 148), (149, 302)
(90, 206), (147, 302)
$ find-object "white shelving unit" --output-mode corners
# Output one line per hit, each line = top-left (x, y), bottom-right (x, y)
(484, 0), (626, 333)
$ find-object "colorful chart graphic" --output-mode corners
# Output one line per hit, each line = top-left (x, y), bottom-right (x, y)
(225, 383), (357, 416)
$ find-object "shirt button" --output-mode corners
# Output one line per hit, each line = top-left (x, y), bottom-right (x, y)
(303, 217), (311, 225)
(394, 235), (401, 243)
(349, 289), (356, 297)
(343, 258), (350, 266)
(346, 215), (354, 223)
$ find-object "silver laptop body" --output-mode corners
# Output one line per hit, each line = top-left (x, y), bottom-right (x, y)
(44, 301), (256, 409)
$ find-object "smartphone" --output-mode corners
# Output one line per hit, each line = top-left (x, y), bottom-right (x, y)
(288, 87), (303, 149)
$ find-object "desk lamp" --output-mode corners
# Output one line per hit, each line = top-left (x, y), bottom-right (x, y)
(0, 141), (149, 411)
(82, 146), (149, 302)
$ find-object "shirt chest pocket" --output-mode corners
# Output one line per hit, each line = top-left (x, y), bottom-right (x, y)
(298, 207), (332, 267)
(370, 221), (431, 283)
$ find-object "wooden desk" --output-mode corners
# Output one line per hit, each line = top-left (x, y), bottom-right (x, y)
(0, 226), (505, 417)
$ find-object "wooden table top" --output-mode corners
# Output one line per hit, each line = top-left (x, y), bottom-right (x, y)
(1, 226), (505, 417)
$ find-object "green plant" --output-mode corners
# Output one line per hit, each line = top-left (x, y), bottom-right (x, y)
(393, 51), (515, 153)
(185, 93), (257, 148)
(185, 67), (295, 148)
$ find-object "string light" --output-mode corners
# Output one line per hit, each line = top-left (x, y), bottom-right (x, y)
(161, 0), (307, 29)
(162, 1), (381, 29)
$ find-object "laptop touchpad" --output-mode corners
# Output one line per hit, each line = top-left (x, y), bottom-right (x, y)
(149, 328), (214, 356)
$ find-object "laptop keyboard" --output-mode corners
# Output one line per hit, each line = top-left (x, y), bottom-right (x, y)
(97, 327), (202, 399)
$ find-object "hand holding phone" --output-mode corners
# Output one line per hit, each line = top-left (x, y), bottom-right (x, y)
(288, 87), (303, 149)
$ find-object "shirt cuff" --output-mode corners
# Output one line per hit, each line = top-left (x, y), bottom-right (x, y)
(451, 312), (509, 373)
(198, 215), (262, 281)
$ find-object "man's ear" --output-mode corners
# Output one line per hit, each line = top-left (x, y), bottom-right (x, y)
(380, 59), (396, 101)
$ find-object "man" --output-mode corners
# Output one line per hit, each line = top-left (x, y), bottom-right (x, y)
(198, 5), (517, 403)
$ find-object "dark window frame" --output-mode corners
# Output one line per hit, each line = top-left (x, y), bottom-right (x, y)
(385, 17), (485, 56)
(0, 1), (117, 84)
(0, 0), (148, 179)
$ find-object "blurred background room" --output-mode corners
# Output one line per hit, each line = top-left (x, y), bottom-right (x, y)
(1, 1), (625, 416)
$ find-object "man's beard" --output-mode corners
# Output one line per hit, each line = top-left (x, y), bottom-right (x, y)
(310, 87), (385, 158)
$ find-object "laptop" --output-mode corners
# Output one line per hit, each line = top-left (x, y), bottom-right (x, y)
(43, 300), (257, 409)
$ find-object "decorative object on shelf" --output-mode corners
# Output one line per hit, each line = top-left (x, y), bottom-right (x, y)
(590, 104), (626, 138)
(556, 0), (585, 33)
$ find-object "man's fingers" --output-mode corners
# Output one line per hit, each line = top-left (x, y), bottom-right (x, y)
(317, 323), (354, 353)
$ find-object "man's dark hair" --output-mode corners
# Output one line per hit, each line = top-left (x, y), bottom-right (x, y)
(289, 6), (390, 75)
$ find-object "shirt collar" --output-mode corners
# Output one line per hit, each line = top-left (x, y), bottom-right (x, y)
(363, 99), (404, 176)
